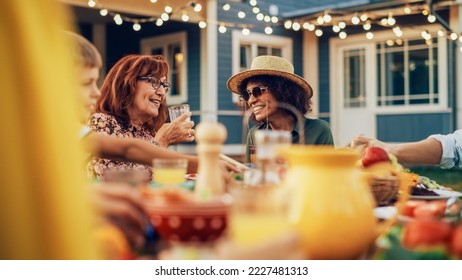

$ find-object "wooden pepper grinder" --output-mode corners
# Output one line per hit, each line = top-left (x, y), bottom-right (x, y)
(194, 122), (227, 200)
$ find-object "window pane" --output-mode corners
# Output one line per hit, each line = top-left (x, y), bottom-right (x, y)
(409, 48), (429, 96)
(240, 44), (251, 71)
(343, 49), (365, 108)
(271, 48), (282, 57)
(151, 48), (163, 55)
(385, 52), (404, 105)
(169, 43), (182, 96)
(258, 46), (268, 56)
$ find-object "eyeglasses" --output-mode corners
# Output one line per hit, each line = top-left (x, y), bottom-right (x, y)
(240, 86), (268, 102)
(137, 76), (170, 93)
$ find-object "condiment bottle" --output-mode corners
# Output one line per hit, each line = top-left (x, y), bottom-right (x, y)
(194, 122), (227, 200)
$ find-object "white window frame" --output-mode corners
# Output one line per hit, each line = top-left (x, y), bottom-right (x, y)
(231, 30), (293, 103)
(141, 31), (188, 105)
(330, 24), (449, 115)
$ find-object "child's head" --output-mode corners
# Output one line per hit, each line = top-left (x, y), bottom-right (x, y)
(66, 31), (102, 123)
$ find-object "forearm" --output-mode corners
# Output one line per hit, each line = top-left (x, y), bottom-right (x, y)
(86, 133), (198, 172)
(394, 138), (442, 165)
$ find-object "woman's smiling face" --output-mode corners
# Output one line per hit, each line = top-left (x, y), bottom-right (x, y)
(128, 76), (167, 124)
(246, 81), (278, 122)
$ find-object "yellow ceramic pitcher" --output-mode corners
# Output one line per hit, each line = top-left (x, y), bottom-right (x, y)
(281, 146), (376, 259)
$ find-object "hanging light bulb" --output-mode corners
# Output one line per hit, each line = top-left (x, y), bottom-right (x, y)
(264, 15), (271, 22)
(386, 39), (394, 46)
(198, 21), (207, 28)
(339, 31), (347, 39)
(315, 29), (323, 37)
(366, 32), (374, 40)
(332, 25), (340, 33)
(317, 16), (324, 25)
(271, 16), (278, 23)
(87, 0), (96, 8)
(437, 30), (445, 37)
(427, 14), (436, 23)
(363, 21), (371, 30)
(242, 28), (250, 36)
(422, 9), (429, 16)
(351, 15), (360, 25)
(338, 22), (346, 29)
(396, 39), (403, 45)
(380, 18), (388, 25)
(238, 11), (246, 19)
(156, 18), (163, 26)
(387, 14), (396, 26)
(292, 22), (301, 31)
(265, 26), (273, 34)
(252, 7), (260, 14)
(256, 13), (264, 21)
(133, 23), (141, 31)
(181, 13), (190, 22)
(404, 5), (411, 14)
(219, 25), (227, 33)
(360, 13), (368, 21)
(161, 12), (169, 21)
(393, 26), (403, 37)
(249, 0), (258, 6)
(192, 3), (202, 12)
(323, 12), (332, 23)
(223, 4), (230, 11)
(164, 6), (173, 13)
(450, 32), (458, 41)
(113, 14), (123, 25)
(150, 0), (158, 3)
(284, 20), (292, 29)
(100, 9), (108, 16)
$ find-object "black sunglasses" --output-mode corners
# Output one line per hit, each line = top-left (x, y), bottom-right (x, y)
(240, 86), (268, 102)
(137, 76), (170, 93)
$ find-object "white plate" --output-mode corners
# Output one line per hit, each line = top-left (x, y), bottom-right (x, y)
(373, 206), (397, 220)
(410, 189), (462, 200)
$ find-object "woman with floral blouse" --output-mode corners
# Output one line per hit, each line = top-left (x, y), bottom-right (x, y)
(87, 54), (195, 179)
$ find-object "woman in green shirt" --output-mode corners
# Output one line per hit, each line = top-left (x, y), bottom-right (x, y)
(227, 55), (334, 163)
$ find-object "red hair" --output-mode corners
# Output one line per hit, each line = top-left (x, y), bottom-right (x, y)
(96, 54), (169, 133)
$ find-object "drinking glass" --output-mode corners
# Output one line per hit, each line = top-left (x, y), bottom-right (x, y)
(152, 158), (188, 185)
(228, 185), (290, 247)
(168, 104), (191, 122)
(103, 167), (150, 187)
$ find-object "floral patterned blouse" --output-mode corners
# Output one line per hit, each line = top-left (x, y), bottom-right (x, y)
(86, 113), (159, 180)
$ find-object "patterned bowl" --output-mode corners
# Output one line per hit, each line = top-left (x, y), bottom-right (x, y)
(141, 187), (231, 243)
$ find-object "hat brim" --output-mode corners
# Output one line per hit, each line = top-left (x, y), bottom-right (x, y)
(226, 69), (313, 98)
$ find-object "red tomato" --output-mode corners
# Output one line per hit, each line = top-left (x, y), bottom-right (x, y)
(362, 147), (390, 167)
(402, 200), (427, 218)
(413, 200), (446, 220)
(450, 224), (462, 258)
(402, 219), (452, 249)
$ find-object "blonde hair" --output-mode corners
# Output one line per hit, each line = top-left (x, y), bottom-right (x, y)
(65, 31), (102, 68)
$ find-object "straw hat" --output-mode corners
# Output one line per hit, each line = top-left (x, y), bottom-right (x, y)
(226, 55), (313, 98)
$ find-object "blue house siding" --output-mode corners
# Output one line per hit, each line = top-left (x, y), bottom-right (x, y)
(377, 113), (452, 142)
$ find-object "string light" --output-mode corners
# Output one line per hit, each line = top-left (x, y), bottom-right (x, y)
(82, 0), (462, 47)
(339, 31), (347, 39)
(198, 21), (207, 28)
(242, 28), (250, 35)
(133, 22), (141, 31)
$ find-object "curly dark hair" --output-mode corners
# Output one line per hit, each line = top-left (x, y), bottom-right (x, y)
(237, 75), (312, 118)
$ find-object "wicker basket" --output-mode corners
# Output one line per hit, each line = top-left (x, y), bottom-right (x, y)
(368, 175), (400, 206)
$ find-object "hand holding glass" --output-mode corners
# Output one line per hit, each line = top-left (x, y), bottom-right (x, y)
(168, 104), (191, 122)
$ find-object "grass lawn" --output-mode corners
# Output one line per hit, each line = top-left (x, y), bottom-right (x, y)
(408, 166), (462, 192)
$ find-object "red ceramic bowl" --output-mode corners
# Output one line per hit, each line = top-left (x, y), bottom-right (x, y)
(142, 187), (230, 243)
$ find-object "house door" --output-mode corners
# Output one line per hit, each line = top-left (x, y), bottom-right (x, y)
(332, 44), (376, 146)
